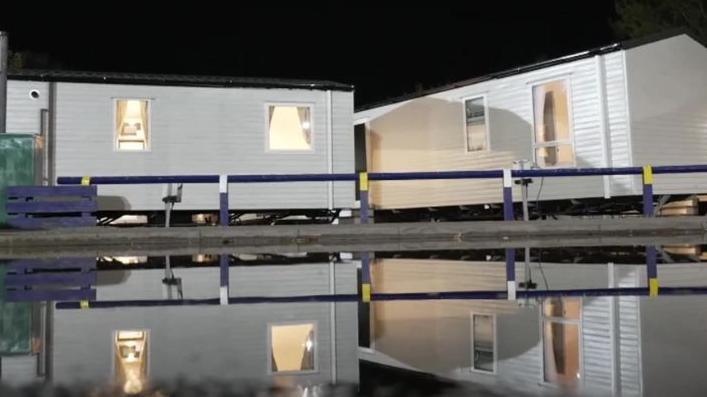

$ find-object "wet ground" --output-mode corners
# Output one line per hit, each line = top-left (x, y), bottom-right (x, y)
(1, 244), (707, 396)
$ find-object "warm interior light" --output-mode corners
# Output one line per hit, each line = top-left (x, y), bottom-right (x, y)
(268, 106), (312, 150)
(271, 323), (315, 372)
(115, 330), (148, 395)
(116, 99), (149, 151)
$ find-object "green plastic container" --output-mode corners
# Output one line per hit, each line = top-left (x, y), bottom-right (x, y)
(0, 133), (42, 226)
(0, 264), (32, 354)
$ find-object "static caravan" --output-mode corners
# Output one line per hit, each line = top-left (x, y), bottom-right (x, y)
(4, 261), (359, 389)
(5, 70), (355, 221)
(362, 258), (707, 396)
(354, 32), (707, 218)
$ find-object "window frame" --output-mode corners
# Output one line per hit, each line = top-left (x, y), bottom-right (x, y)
(267, 320), (319, 375)
(470, 312), (497, 374)
(529, 78), (576, 168)
(113, 98), (152, 153)
(539, 298), (584, 388)
(111, 329), (150, 393)
(264, 102), (316, 153)
(461, 94), (491, 154)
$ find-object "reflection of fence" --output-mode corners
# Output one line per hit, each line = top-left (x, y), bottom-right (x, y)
(53, 285), (707, 310)
(55, 165), (707, 304)
(57, 164), (707, 223)
(4, 258), (96, 302)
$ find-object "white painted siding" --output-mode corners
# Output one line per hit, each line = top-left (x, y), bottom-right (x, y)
(54, 261), (358, 386)
(6, 81), (354, 211)
(626, 34), (707, 195)
(357, 51), (630, 209)
(368, 258), (624, 396)
(0, 355), (39, 385)
(604, 52), (639, 195)
(6, 80), (49, 134)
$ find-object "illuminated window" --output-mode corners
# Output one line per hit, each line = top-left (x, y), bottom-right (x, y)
(114, 330), (148, 395)
(532, 80), (574, 167)
(116, 99), (150, 151)
(542, 298), (581, 387)
(269, 323), (316, 373)
(267, 105), (312, 151)
(471, 314), (495, 372)
(464, 97), (488, 152)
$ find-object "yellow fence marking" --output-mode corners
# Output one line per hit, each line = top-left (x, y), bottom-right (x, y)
(649, 278), (659, 297)
(359, 172), (369, 192)
(643, 165), (653, 185)
(80, 176), (91, 186)
(361, 283), (371, 302)
(80, 300), (90, 309)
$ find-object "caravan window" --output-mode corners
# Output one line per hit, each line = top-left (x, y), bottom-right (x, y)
(532, 80), (574, 167)
(269, 322), (316, 373)
(267, 105), (313, 151)
(115, 99), (150, 151)
(471, 313), (495, 373)
(464, 97), (488, 152)
(114, 330), (149, 394)
(542, 298), (581, 387)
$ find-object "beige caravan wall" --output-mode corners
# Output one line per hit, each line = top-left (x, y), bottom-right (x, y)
(626, 34), (707, 195)
(368, 258), (641, 395)
(360, 51), (632, 210)
(367, 98), (517, 209)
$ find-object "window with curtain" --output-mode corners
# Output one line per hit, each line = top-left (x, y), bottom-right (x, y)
(532, 80), (573, 167)
(267, 105), (312, 150)
(269, 323), (316, 373)
(113, 330), (149, 395)
(542, 298), (581, 387)
(116, 99), (150, 151)
(471, 314), (495, 372)
(464, 97), (488, 152)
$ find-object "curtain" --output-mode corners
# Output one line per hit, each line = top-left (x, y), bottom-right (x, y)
(116, 100), (128, 136)
(140, 100), (149, 142)
(543, 92), (558, 166)
(297, 107), (311, 144)
(299, 329), (315, 370)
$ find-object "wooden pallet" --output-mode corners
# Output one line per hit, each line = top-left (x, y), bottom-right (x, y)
(6, 185), (97, 229)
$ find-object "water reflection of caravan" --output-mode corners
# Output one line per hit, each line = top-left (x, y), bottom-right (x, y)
(354, 32), (707, 220)
(47, 261), (358, 389)
(362, 258), (707, 396)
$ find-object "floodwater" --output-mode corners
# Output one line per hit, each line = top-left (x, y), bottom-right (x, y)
(2, 244), (707, 396)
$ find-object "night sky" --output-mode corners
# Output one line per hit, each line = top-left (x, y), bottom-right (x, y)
(1, 4), (618, 108)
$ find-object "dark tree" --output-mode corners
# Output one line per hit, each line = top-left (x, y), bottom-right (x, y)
(613, 0), (707, 42)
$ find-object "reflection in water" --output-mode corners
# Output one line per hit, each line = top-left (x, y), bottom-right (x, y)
(542, 298), (581, 388)
(471, 314), (494, 373)
(114, 330), (149, 394)
(270, 323), (316, 373)
(3, 247), (707, 396)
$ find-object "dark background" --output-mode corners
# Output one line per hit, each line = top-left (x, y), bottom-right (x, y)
(0, 2), (701, 107)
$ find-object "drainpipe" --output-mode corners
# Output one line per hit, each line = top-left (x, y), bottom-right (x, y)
(0, 31), (8, 134)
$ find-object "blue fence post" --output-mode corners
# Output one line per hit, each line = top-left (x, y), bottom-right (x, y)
(219, 254), (229, 305)
(506, 248), (516, 300)
(361, 252), (371, 303)
(359, 172), (369, 224)
(503, 169), (514, 221)
(219, 175), (229, 226)
(646, 245), (658, 297)
(642, 165), (654, 217)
